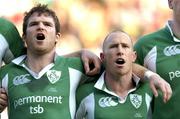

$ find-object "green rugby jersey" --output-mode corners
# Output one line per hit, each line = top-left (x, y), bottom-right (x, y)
(134, 21), (180, 119)
(76, 72), (153, 119)
(0, 18), (26, 65)
(0, 55), (91, 119)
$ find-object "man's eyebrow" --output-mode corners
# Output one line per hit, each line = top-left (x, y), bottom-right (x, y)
(109, 43), (119, 47)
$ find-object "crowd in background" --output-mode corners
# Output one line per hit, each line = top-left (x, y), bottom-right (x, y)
(0, 0), (171, 55)
(0, 0), (173, 119)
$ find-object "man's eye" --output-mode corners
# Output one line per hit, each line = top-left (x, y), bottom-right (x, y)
(29, 23), (37, 26)
(122, 44), (129, 48)
(110, 45), (118, 48)
(44, 23), (52, 26)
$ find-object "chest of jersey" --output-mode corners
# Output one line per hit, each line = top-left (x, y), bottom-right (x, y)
(85, 84), (152, 119)
(134, 27), (180, 119)
(156, 42), (180, 82)
(152, 43), (180, 119)
(3, 57), (84, 119)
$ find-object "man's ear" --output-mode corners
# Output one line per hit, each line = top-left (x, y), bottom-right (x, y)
(22, 34), (27, 48)
(55, 33), (61, 44)
(168, 0), (173, 9)
(132, 51), (137, 62)
(100, 52), (104, 61)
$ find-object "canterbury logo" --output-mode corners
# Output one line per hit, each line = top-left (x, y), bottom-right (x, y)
(163, 44), (180, 56)
(98, 97), (118, 108)
(13, 74), (31, 85)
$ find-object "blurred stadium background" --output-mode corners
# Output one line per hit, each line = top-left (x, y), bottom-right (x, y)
(0, 0), (171, 119)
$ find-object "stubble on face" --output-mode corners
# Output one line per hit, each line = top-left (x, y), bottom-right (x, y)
(102, 31), (136, 77)
(24, 13), (58, 55)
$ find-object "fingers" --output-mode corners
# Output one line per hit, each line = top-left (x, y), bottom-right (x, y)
(81, 49), (101, 76)
(163, 82), (172, 103)
(149, 81), (158, 97)
(149, 73), (172, 103)
(156, 78), (172, 103)
(159, 81), (168, 103)
(83, 59), (90, 74)
(85, 59), (101, 75)
(86, 67), (98, 76)
(88, 58), (101, 75)
(0, 88), (8, 112)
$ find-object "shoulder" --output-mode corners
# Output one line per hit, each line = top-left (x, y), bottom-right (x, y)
(137, 81), (153, 96)
(0, 18), (20, 38)
(55, 56), (84, 71)
(56, 55), (82, 63)
(0, 17), (23, 44)
(0, 18), (25, 59)
(0, 62), (16, 76)
(76, 82), (95, 104)
(56, 56), (83, 66)
(0, 18), (15, 29)
(136, 27), (170, 45)
(77, 82), (95, 94)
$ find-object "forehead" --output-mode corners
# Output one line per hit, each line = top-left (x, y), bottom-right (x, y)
(28, 13), (54, 23)
(106, 32), (132, 45)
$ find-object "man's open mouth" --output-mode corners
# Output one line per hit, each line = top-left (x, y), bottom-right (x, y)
(36, 33), (45, 40)
(115, 58), (125, 64)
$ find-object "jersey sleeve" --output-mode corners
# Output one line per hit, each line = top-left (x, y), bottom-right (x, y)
(0, 64), (10, 92)
(76, 101), (86, 119)
(0, 18), (26, 64)
(134, 37), (146, 66)
(76, 82), (95, 106)
(66, 57), (100, 84)
(76, 83), (95, 119)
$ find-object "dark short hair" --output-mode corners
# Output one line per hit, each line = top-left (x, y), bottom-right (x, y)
(22, 4), (60, 35)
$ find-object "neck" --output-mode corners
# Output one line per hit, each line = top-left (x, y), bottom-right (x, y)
(105, 72), (134, 98)
(171, 19), (180, 39)
(26, 50), (55, 73)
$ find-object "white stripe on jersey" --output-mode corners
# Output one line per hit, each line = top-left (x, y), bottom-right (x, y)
(69, 67), (83, 119)
(0, 34), (14, 65)
(145, 93), (152, 119)
(144, 46), (157, 72)
(1, 74), (9, 93)
(76, 93), (95, 119)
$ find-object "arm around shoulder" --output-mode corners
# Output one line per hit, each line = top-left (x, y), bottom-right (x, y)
(63, 49), (101, 76)
(132, 63), (172, 103)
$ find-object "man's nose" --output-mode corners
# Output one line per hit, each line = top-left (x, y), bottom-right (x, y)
(117, 46), (124, 55)
(37, 22), (45, 30)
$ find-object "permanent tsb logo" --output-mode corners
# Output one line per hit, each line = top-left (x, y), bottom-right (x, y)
(14, 95), (63, 114)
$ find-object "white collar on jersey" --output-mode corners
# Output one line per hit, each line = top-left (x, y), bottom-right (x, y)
(12, 52), (59, 65)
(94, 71), (140, 99)
(166, 20), (180, 42)
(11, 53), (59, 79)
